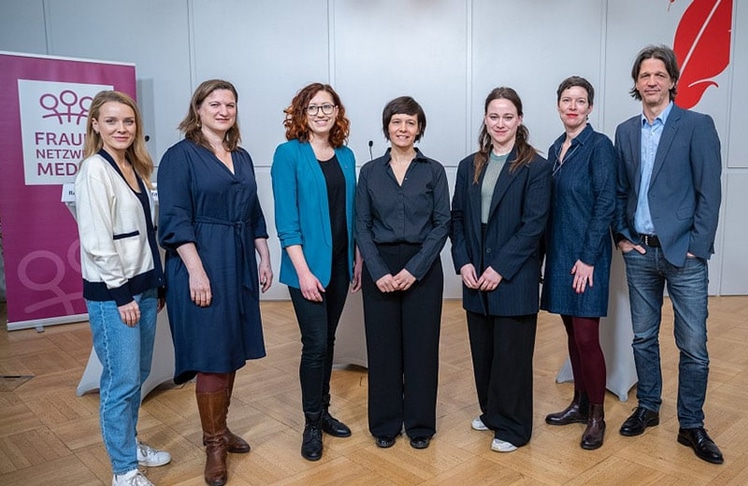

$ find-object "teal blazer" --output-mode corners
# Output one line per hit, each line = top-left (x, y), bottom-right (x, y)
(271, 139), (356, 288)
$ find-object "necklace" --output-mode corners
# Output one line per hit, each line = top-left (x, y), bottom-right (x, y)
(552, 143), (578, 177)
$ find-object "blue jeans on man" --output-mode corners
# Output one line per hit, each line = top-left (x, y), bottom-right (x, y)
(622, 248), (709, 428)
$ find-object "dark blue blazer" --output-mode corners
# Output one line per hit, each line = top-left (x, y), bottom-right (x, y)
(613, 104), (722, 267)
(450, 150), (551, 316)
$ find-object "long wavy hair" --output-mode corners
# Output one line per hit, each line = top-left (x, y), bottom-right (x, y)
(83, 90), (154, 189)
(473, 86), (537, 184)
(283, 83), (350, 148)
(178, 79), (241, 151)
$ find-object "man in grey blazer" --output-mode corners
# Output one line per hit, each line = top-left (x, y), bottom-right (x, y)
(613, 45), (723, 464)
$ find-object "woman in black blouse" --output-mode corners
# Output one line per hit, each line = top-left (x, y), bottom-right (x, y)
(355, 96), (450, 450)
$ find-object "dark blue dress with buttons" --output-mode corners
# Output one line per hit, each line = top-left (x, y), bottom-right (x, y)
(540, 124), (616, 317)
(158, 139), (268, 384)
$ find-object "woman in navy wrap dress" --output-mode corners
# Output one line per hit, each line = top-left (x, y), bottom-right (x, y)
(158, 79), (272, 486)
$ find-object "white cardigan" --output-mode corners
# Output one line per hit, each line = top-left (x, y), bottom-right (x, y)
(75, 152), (161, 305)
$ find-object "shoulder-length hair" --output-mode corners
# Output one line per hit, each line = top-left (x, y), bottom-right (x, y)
(474, 86), (537, 184)
(83, 90), (154, 189)
(629, 45), (680, 101)
(178, 79), (241, 151)
(283, 83), (350, 148)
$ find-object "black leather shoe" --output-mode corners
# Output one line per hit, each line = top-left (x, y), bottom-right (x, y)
(301, 421), (323, 461)
(376, 436), (396, 448)
(321, 410), (352, 437)
(677, 427), (724, 464)
(409, 436), (430, 449)
(619, 407), (659, 436)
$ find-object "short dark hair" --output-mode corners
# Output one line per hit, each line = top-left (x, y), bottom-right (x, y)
(556, 76), (595, 105)
(382, 96), (426, 142)
(630, 45), (680, 101)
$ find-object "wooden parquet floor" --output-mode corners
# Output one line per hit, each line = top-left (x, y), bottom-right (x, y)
(1, 296), (747, 485)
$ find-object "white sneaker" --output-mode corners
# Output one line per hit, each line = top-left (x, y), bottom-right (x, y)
(471, 417), (489, 431)
(491, 438), (518, 453)
(137, 442), (172, 467)
(112, 469), (154, 486)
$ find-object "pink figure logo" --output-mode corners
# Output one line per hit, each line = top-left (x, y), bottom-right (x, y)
(39, 89), (93, 125)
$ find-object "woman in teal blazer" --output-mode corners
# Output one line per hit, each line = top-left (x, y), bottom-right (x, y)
(271, 83), (361, 462)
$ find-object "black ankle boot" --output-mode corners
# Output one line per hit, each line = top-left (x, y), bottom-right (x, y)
(581, 404), (606, 450)
(321, 394), (351, 437)
(545, 390), (589, 425)
(301, 412), (323, 461)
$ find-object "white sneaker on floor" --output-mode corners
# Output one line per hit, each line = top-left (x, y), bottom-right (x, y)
(112, 469), (154, 486)
(137, 442), (172, 467)
(491, 438), (518, 453)
(471, 417), (489, 431)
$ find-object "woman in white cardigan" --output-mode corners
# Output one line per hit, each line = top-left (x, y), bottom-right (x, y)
(75, 90), (170, 486)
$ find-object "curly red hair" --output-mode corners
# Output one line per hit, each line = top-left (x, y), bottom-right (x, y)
(283, 83), (350, 148)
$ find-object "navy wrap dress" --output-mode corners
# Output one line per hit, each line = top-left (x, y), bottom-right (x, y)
(540, 124), (616, 318)
(158, 139), (268, 384)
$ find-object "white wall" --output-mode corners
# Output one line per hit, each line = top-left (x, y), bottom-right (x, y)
(1, 0), (745, 296)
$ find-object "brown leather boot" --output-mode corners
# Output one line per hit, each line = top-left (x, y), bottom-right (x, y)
(581, 403), (606, 450)
(545, 391), (589, 425)
(224, 373), (251, 453)
(202, 373), (251, 453)
(196, 390), (229, 486)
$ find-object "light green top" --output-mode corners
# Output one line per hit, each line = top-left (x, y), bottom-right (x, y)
(481, 152), (508, 223)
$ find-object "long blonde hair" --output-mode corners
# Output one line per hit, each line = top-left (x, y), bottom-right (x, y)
(83, 90), (154, 189)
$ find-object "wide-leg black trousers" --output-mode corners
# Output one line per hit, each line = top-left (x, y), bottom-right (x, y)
(362, 243), (443, 439)
(466, 311), (537, 446)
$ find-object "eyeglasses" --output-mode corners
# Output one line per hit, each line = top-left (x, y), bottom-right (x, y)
(306, 104), (336, 116)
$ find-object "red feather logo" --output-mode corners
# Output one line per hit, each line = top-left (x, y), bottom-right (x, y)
(672, 0), (732, 109)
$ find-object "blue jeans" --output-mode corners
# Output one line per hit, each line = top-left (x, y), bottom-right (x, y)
(622, 248), (709, 428)
(86, 288), (158, 475)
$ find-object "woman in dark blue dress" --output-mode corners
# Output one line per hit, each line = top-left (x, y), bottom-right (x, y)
(540, 76), (616, 450)
(158, 79), (273, 486)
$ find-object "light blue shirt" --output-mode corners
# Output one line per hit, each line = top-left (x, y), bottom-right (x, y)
(634, 101), (673, 235)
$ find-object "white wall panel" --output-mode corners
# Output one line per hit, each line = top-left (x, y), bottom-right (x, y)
(42, 0), (192, 162)
(0, 0), (47, 54)
(719, 172), (748, 295)
(472, 1), (607, 155)
(727, 0), (748, 168)
(190, 0), (330, 169)
(333, 0), (469, 167)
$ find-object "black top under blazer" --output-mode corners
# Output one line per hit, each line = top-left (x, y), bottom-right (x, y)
(450, 149), (552, 317)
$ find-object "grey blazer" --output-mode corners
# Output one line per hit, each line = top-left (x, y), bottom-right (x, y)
(613, 104), (722, 267)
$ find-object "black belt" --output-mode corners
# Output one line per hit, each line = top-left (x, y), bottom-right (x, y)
(640, 234), (661, 248)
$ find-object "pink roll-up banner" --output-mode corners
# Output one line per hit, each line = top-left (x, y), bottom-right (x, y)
(0, 51), (136, 330)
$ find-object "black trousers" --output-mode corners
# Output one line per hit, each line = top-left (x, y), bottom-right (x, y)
(362, 243), (443, 439)
(466, 311), (537, 446)
(289, 258), (349, 416)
